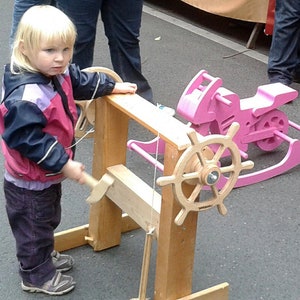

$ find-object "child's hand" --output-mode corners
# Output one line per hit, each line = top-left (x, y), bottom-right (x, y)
(112, 82), (137, 94)
(61, 159), (86, 183)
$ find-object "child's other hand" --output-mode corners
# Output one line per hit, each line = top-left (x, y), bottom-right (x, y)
(61, 159), (85, 183)
(112, 82), (137, 94)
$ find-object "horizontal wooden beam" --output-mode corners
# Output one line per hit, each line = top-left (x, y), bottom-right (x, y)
(177, 282), (229, 300)
(102, 93), (192, 151)
(106, 164), (161, 238)
(54, 213), (140, 252)
(54, 224), (89, 252)
(121, 213), (140, 232)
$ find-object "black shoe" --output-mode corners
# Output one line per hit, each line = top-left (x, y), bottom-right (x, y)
(293, 73), (300, 83)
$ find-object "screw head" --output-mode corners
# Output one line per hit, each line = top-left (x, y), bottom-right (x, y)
(207, 170), (219, 185)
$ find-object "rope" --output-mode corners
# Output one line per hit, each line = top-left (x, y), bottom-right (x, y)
(134, 106), (163, 300)
(65, 127), (95, 150)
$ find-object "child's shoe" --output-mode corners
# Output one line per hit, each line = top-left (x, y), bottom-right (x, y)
(22, 270), (76, 295)
(51, 250), (74, 272)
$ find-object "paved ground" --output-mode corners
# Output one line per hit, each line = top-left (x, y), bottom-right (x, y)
(0, 1), (299, 299)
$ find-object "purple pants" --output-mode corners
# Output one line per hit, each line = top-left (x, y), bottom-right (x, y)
(4, 179), (61, 285)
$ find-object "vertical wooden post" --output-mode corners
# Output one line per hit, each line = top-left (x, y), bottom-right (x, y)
(88, 98), (129, 251)
(86, 93), (199, 298)
(154, 143), (198, 300)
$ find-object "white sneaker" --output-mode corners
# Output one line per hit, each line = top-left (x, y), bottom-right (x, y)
(157, 103), (175, 116)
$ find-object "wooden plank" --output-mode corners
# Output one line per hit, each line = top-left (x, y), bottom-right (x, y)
(121, 213), (140, 232)
(54, 225), (89, 252)
(106, 164), (161, 238)
(177, 282), (229, 300)
(154, 143), (199, 300)
(88, 99), (128, 251)
(103, 93), (191, 151)
(54, 214), (140, 253)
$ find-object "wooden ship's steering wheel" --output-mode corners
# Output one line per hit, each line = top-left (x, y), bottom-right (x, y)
(157, 122), (254, 226)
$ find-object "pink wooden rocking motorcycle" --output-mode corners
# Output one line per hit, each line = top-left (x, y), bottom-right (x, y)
(127, 70), (300, 187)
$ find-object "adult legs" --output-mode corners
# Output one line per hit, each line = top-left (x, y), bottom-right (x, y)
(268, 0), (300, 85)
(101, 0), (153, 102)
(56, 0), (101, 69)
(57, 0), (153, 101)
(294, 37), (300, 79)
(10, 0), (53, 47)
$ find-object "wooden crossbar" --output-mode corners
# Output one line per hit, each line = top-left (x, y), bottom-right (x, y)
(55, 162), (160, 250)
(54, 224), (89, 252)
(54, 213), (139, 252)
(103, 93), (192, 150)
(106, 164), (161, 238)
(177, 282), (229, 300)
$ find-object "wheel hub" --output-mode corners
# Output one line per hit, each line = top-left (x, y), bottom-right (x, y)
(204, 169), (220, 185)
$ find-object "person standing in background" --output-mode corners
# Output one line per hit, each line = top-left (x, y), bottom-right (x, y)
(10, 0), (176, 113)
(267, 0), (300, 86)
(56, 0), (154, 102)
(10, 0), (152, 101)
(9, 0), (56, 47)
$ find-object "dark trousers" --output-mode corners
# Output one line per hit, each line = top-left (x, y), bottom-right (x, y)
(10, 0), (56, 47)
(4, 180), (61, 285)
(56, 0), (153, 102)
(268, 0), (300, 85)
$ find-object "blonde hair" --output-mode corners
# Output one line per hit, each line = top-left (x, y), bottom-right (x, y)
(11, 5), (77, 74)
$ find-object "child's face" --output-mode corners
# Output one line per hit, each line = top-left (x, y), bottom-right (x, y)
(21, 38), (73, 77)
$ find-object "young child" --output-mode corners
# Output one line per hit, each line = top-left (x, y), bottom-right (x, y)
(0, 5), (137, 296)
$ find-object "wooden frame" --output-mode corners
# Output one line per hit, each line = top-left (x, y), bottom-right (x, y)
(55, 91), (228, 299)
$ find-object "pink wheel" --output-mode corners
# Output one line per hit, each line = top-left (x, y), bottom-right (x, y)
(255, 110), (289, 151)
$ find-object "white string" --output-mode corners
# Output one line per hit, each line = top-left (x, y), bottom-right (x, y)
(65, 127), (95, 150)
(135, 131), (159, 300)
(90, 72), (101, 100)
(149, 105), (163, 234)
(65, 72), (101, 150)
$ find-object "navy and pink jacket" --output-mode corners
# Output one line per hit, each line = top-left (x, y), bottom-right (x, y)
(0, 63), (115, 189)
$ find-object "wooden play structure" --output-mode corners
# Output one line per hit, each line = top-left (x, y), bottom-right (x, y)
(54, 67), (254, 300)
